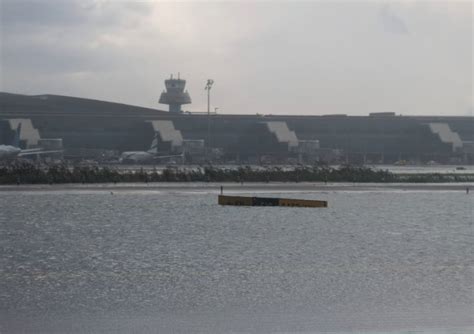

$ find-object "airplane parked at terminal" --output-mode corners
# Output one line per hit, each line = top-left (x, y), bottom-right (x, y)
(119, 133), (184, 164)
(0, 124), (63, 160)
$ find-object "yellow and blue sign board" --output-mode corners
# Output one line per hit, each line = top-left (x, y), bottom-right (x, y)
(218, 195), (327, 208)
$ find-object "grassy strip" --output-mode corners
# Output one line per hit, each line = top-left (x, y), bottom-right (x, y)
(1, 162), (473, 184)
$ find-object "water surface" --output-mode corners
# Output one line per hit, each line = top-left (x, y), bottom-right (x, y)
(1, 185), (473, 333)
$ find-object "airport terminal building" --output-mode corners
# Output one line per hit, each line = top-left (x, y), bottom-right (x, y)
(1, 80), (473, 164)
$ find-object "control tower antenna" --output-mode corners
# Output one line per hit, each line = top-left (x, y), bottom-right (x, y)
(158, 73), (192, 113)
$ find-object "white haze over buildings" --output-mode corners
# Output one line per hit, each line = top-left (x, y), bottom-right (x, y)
(0, 0), (472, 116)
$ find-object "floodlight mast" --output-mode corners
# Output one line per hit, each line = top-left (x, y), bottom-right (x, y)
(205, 79), (214, 162)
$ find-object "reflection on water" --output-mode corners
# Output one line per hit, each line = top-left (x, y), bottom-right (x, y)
(1, 187), (473, 333)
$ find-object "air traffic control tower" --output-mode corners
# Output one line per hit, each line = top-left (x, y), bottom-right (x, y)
(159, 74), (192, 113)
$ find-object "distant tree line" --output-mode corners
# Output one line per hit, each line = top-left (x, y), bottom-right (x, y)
(0, 161), (472, 184)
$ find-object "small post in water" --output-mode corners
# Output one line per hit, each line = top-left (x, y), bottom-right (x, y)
(220, 185), (223, 195)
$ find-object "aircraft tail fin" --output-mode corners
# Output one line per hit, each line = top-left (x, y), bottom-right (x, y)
(12, 123), (22, 148)
(148, 132), (159, 153)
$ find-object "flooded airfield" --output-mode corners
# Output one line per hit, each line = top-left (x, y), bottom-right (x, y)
(1, 184), (473, 333)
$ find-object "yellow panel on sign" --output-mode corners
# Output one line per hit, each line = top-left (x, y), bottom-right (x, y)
(218, 195), (253, 206)
(278, 198), (327, 208)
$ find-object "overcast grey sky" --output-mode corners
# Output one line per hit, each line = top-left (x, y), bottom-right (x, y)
(1, 0), (472, 115)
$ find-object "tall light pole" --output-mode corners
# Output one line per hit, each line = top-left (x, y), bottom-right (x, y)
(205, 79), (214, 161)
